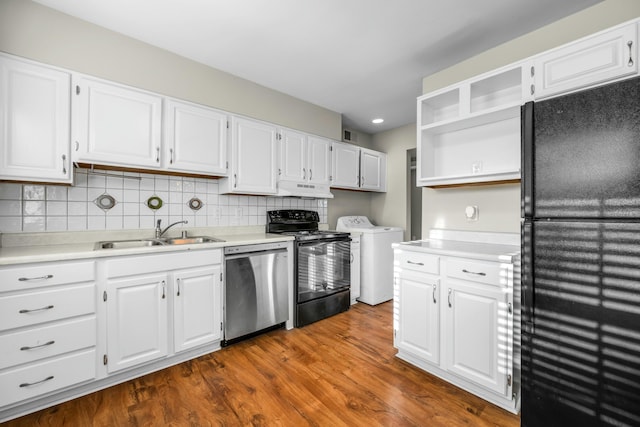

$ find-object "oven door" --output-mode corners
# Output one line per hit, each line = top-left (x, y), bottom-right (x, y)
(296, 238), (350, 304)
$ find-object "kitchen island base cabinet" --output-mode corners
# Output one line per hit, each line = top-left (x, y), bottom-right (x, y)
(393, 236), (519, 414)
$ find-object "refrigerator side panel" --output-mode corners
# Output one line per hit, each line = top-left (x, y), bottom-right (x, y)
(533, 76), (640, 220)
(522, 220), (640, 427)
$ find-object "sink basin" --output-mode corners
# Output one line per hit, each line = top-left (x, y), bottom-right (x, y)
(162, 236), (224, 245)
(95, 239), (166, 250)
(95, 236), (224, 250)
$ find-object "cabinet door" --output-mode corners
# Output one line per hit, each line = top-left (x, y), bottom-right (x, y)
(331, 141), (360, 189)
(173, 265), (222, 353)
(534, 23), (637, 99)
(307, 136), (331, 185)
(0, 56), (71, 183)
(164, 99), (227, 175)
(360, 148), (386, 192)
(73, 76), (162, 169)
(228, 116), (277, 194)
(278, 128), (306, 182)
(106, 273), (168, 373)
(444, 280), (510, 396)
(396, 273), (440, 365)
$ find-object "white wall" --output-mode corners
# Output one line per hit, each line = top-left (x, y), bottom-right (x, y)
(370, 124), (415, 239)
(0, 0), (341, 139)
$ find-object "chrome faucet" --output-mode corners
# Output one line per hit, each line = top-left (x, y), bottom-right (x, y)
(155, 219), (188, 239)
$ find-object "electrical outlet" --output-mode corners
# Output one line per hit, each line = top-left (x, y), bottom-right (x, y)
(465, 205), (479, 221)
(471, 161), (483, 174)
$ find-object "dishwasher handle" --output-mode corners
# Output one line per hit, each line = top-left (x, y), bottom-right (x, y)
(224, 247), (288, 260)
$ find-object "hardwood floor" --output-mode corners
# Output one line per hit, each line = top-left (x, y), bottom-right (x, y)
(5, 302), (520, 426)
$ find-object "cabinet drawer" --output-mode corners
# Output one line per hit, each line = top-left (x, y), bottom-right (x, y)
(447, 259), (503, 287)
(0, 261), (95, 292)
(0, 317), (96, 370)
(0, 348), (96, 407)
(0, 284), (95, 331)
(396, 251), (439, 275)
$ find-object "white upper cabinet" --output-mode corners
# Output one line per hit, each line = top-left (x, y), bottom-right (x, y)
(331, 141), (387, 192)
(533, 23), (638, 100)
(164, 99), (227, 176)
(72, 75), (163, 169)
(306, 135), (332, 185)
(277, 130), (332, 196)
(331, 141), (360, 189)
(220, 116), (277, 195)
(0, 56), (71, 184)
(278, 128), (307, 182)
(360, 148), (386, 192)
(417, 63), (525, 187)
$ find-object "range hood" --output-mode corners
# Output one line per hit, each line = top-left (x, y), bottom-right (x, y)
(276, 180), (334, 198)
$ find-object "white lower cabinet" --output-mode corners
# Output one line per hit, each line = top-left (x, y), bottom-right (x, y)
(173, 265), (222, 353)
(393, 243), (519, 413)
(0, 260), (96, 410)
(396, 272), (440, 365)
(106, 272), (169, 373)
(444, 279), (509, 396)
(104, 250), (223, 373)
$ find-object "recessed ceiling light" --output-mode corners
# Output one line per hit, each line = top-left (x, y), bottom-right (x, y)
(372, 118), (384, 124)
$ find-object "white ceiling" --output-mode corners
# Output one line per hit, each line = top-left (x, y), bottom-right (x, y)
(35, 0), (601, 134)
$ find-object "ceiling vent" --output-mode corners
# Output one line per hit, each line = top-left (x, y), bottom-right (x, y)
(343, 129), (358, 142)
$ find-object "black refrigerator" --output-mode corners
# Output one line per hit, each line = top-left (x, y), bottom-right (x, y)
(521, 76), (640, 427)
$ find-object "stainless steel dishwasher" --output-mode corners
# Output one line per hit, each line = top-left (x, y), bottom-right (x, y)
(223, 241), (289, 345)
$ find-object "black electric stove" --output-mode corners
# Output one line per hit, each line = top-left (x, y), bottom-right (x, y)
(267, 210), (351, 327)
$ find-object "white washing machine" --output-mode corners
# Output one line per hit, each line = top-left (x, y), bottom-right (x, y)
(336, 216), (403, 305)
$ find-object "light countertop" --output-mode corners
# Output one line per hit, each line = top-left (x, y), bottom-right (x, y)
(0, 227), (294, 266)
(393, 229), (520, 263)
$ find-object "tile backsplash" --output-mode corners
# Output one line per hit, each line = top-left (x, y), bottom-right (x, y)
(0, 169), (327, 233)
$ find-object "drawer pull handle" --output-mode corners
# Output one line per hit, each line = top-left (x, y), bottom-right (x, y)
(21, 340), (55, 351)
(462, 269), (486, 276)
(20, 376), (54, 388)
(432, 284), (437, 304)
(19, 305), (54, 314)
(18, 274), (53, 282)
(407, 260), (424, 266)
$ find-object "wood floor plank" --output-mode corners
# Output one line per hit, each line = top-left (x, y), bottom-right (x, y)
(3, 301), (520, 426)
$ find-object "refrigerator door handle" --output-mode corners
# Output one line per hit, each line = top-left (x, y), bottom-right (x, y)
(521, 101), (534, 219)
(522, 221), (535, 334)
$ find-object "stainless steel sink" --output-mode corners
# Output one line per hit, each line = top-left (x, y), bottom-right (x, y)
(162, 236), (224, 245)
(95, 239), (166, 250)
(95, 236), (224, 250)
